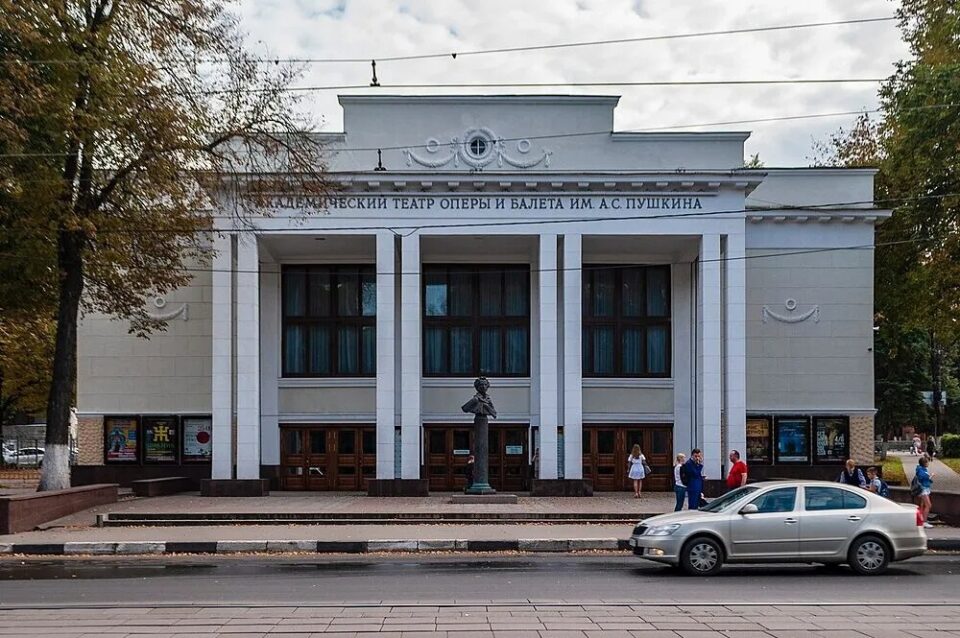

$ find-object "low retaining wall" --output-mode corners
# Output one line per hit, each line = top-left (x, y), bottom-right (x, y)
(0, 484), (118, 535)
(888, 486), (960, 526)
(131, 477), (195, 497)
(72, 465), (210, 488)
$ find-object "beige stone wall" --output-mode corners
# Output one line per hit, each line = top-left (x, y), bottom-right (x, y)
(76, 416), (104, 466)
(850, 414), (874, 465)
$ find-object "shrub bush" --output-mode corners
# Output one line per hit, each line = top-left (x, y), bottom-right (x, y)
(941, 433), (960, 457)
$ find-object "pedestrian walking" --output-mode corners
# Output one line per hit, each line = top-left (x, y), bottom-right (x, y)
(912, 434), (922, 456)
(681, 449), (705, 510)
(927, 435), (938, 459)
(838, 459), (867, 488)
(726, 450), (748, 491)
(673, 453), (687, 511)
(913, 456), (934, 529)
(627, 444), (647, 498)
(464, 455), (475, 491)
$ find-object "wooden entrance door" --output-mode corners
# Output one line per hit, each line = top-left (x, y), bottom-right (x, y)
(280, 426), (376, 491)
(582, 425), (673, 491)
(424, 425), (530, 491)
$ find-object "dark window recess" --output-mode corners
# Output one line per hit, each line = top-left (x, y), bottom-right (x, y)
(282, 265), (376, 377)
(583, 265), (671, 377)
(423, 265), (530, 376)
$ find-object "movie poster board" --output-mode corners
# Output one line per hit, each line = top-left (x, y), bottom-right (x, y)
(775, 416), (811, 464)
(104, 416), (139, 463)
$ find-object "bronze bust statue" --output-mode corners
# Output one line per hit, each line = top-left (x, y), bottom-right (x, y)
(461, 376), (497, 418)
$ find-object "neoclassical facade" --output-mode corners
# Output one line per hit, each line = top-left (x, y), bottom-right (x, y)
(74, 95), (886, 493)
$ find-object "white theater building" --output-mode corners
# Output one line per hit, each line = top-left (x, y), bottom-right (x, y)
(74, 95), (885, 494)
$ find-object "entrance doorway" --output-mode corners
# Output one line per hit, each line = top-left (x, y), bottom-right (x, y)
(280, 425), (376, 491)
(424, 424), (530, 492)
(581, 425), (673, 491)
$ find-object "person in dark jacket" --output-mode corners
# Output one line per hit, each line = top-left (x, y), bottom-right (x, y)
(464, 455), (475, 491)
(681, 449), (706, 510)
(927, 436), (938, 459)
(838, 459), (866, 488)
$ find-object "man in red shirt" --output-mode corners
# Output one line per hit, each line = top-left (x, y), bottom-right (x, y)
(726, 450), (748, 490)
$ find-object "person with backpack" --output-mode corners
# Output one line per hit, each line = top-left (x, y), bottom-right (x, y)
(913, 456), (934, 529)
(865, 466), (890, 498)
(927, 435), (938, 459)
(838, 459), (867, 488)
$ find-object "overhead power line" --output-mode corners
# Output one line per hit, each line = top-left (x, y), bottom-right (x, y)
(18, 16), (897, 66)
(2, 193), (950, 240)
(2, 102), (945, 161)
(187, 77), (884, 96)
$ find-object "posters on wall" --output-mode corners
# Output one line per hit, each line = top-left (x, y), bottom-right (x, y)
(746, 417), (772, 464)
(776, 417), (810, 463)
(143, 416), (178, 463)
(182, 417), (212, 462)
(814, 417), (848, 463)
(105, 417), (139, 462)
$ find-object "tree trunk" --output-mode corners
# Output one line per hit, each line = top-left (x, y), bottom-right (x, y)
(930, 331), (944, 439)
(39, 231), (84, 491)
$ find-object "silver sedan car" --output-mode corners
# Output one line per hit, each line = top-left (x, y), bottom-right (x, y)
(629, 481), (926, 576)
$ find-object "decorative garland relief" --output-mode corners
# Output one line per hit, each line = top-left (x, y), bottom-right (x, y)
(761, 298), (820, 324)
(146, 294), (189, 321)
(404, 126), (552, 171)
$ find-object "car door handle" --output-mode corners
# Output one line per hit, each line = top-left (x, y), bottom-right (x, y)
(847, 516), (862, 522)
(784, 518), (798, 525)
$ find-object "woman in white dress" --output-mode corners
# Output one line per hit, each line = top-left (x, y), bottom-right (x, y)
(627, 444), (647, 498)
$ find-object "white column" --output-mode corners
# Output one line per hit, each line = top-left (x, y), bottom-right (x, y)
(672, 263), (694, 459)
(699, 234), (723, 478)
(724, 231), (747, 463)
(211, 233), (234, 479)
(235, 236), (261, 480)
(538, 234), (559, 479)
(259, 254), (280, 467)
(399, 234), (421, 479)
(376, 232), (397, 479)
(562, 233), (583, 479)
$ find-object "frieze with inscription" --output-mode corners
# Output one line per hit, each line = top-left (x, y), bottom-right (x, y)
(257, 194), (705, 212)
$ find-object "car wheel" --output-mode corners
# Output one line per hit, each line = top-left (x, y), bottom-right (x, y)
(680, 536), (723, 576)
(848, 535), (890, 575)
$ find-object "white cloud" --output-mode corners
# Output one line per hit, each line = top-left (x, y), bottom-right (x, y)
(235, 0), (908, 165)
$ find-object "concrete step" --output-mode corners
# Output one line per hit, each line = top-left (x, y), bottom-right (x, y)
(99, 511), (651, 527)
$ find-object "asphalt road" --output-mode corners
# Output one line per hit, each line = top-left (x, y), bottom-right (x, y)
(1, 553), (959, 607)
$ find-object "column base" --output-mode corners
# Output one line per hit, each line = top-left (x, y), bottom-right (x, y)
(366, 479), (429, 497)
(530, 479), (593, 497)
(464, 482), (497, 495)
(200, 479), (269, 497)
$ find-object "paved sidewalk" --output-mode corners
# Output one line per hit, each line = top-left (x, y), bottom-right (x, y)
(1, 602), (958, 637)
(891, 452), (960, 492)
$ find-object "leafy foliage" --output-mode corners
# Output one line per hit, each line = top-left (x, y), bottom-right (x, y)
(940, 433), (960, 458)
(1, 0), (334, 489)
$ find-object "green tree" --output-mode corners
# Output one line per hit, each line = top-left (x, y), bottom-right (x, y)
(812, 0), (960, 437)
(1, 0), (333, 490)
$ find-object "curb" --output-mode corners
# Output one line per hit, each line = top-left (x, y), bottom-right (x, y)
(1, 538), (957, 556)
(0, 538), (632, 556)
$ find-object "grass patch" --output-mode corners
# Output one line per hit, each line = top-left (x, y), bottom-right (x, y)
(879, 456), (907, 485)
(939, 457), (960, 476)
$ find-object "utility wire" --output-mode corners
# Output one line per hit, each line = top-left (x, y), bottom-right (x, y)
(1, 102), (944, 160)
(0, 236), (927, 277)
(184, 78), (886, 96)
(18, 16), (897, 66)
(1, 193), (952, 242)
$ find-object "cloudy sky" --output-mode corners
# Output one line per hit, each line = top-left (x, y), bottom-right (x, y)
(236, 0), (908, 166)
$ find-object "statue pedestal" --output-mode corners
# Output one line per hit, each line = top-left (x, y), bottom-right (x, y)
(449, 494), (519, 504)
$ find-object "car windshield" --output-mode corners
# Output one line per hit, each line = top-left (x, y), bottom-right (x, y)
(699, 486), (759, 512)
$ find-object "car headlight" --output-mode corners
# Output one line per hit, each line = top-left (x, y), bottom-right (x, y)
(645, 523), (681, 536)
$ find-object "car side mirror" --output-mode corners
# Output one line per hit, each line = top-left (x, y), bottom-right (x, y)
(739, 504), (759, 515)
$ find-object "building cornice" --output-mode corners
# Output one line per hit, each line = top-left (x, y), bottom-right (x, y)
(747, 209), (892, 225)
